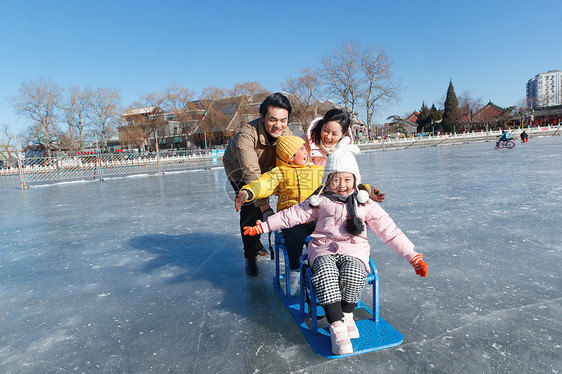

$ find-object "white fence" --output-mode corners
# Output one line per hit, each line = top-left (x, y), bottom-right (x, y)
(1, 125), (560, 189)
(356, 125), (560, 151)
(0, 149), (222, 188)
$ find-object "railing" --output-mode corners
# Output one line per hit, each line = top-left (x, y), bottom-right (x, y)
(0, 149), (222, 188)
(1, 125), (560, 189)
(357, 125), (560, 151)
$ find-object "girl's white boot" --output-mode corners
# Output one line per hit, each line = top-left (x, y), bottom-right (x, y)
(329, 320), (353, 355)
(343, 312), (360, 339)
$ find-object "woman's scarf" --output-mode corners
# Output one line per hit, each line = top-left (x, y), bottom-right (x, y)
(323, 191), (364, 235)
(319, 141), (338, 156)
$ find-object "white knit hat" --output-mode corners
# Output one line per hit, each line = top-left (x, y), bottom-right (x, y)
(310, 136), (369, 206)
(322, 136), (361, 186)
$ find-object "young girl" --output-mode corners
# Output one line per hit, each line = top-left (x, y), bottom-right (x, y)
(304, 108), (354, 167)
(243, 138), (428, 355)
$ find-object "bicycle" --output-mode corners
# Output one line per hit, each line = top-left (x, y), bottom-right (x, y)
(494, 138), (516, 149)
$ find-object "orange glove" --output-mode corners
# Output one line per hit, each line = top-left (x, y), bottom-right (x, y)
(243, 220), (264, 236)
(410, 254), (428, 277)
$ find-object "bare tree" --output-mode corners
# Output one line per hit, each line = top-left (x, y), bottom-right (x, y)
(321, 41), (403, 138)
(458, 90), (483, 131)
(200, 86), (227, 99)
(196, 87), (229, 148)
(62, 86), (93, 151)
(130, 91), (169, 151)
(360, 46), (402, 138)
(320, 40), (362, 115)
(163, 86), (195, 116)
(229, 81), (267, 96)
(0, 124), (16, 165)
(227, 82), (268, 136)
(119, 113), (150, 152)
(162, 85), (196, 148)
(512, 99), (529, 127)
(282, 68), (323, 131)
(1, 124), (12, 145)
(90, 87), (121, 151)
(10, 78), (64, 157)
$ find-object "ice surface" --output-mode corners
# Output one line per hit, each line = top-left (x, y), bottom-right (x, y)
(1, 137), (560, 373)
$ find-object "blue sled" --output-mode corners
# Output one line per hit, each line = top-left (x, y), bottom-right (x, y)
(273, 231), (403, 359)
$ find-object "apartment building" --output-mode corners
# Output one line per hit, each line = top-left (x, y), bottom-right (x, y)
(526, 70), (562, 109)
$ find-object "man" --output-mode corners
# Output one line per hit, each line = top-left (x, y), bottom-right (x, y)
(223, 92), (293, 276)
(496, 130), (509, 147)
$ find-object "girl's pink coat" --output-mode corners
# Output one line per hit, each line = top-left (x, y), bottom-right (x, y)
(262, 195), (418, 271)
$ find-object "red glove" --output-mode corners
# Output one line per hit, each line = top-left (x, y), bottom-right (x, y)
(410, 254), (428, 277)
(369, 186), (385, 203)
(243, 220), (264, 236)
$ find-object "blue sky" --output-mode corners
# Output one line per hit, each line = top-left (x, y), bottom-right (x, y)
(2, 0), (561, 135)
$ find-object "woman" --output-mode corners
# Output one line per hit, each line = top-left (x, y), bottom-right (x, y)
(304, 108), (354, 167)
(304, 108), (385, 203)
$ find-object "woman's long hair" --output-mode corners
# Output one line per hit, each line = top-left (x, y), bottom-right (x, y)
(310, 108), (351, 146)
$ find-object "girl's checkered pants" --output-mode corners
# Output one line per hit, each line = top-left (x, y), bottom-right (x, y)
(311, 254), (367, 306)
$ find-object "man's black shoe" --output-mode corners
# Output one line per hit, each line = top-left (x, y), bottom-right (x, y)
(245, 256), (259, 277)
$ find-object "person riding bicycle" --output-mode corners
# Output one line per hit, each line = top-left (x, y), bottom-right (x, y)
(496, 130), (509, 147)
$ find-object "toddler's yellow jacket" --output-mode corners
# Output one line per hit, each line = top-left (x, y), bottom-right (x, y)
(241, 158), (324, 212)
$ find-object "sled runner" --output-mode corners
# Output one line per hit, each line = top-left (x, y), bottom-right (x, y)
(272, 231), (403, 359)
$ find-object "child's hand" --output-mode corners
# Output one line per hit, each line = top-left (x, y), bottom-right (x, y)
(410, 254), (428, 277)
(369, 186), (385, 203)
(235, 190), (250, 212)
(243, 220), (264, 236)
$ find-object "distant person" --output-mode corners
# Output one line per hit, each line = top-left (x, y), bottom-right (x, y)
(500, 130), (509, 141)
(496, 130), (509, 147)
(234, 136), (323, 294)
(520, 130), (528, 143)
(242, 137), (428, 355)
(223, 93), (293, 277)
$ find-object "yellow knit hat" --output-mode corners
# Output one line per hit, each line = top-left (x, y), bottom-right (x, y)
(276, 136), (305, 163)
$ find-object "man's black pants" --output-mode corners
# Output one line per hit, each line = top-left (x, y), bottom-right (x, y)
(230, 181), (264, 259)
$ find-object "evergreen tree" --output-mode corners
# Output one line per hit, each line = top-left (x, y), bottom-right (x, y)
(442, 80), (460, 133)
(416, 102), (432, 132)
(430, 103), (442, 122)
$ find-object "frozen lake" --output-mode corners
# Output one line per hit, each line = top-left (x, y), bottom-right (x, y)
(1, 136), (560, 373)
